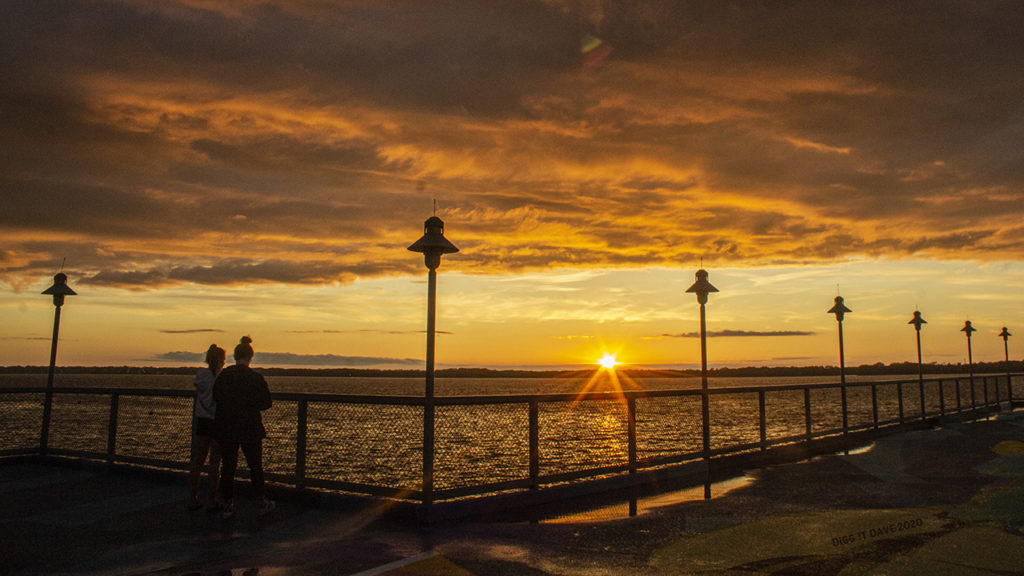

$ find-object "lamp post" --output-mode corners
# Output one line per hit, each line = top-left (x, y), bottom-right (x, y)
(40, 272), (77, 454)
(999, 327), (1012, 405)
(908, 311), (927, 421)
(407, 216), (458, 509)
(828, 295), (852, 434)
(962, 320), (976, 412)
(686, 268), (718, 500)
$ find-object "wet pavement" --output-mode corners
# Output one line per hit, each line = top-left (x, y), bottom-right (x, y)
(2, 411), (1023, 575)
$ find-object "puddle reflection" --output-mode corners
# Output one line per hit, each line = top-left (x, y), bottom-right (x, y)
(541, 475), (753, 524)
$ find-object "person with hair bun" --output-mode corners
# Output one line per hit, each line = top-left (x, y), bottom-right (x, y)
(188, 344), (225, 511)
(213, 336), (275, 518)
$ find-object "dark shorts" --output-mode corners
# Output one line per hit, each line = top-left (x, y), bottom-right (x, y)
(195, 417), (217, 439)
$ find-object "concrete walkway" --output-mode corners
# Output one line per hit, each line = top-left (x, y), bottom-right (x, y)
(2, 411), (1023, 575)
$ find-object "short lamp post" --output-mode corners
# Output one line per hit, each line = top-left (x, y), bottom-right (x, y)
(828, 296), (852, 434)
(40, 272), (77, 454)
(407, 216), (458, 509)
(909, 311), (927, 421)
(686, 268), (718, 500)
(999, 327), (1012, 405)
(962, 320), (977, 411)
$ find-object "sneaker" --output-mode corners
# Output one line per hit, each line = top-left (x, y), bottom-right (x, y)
(256, 497), (275, 517)
(221, 499), (235, 519)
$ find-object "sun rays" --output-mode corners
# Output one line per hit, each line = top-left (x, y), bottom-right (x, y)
(568, 351), (643, 410)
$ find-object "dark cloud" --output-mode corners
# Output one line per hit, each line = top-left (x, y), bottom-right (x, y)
(155, 350), (419, 367)
(286, 329), (454, 335)
(158, 329), (224, 334)
(659, 330), (816, 339)
(84, 259), (364, 288)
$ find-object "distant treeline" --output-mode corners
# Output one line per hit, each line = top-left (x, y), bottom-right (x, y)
(2, 361), (1022, 378)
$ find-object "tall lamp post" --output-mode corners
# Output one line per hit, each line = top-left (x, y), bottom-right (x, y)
(962, 320), (977, 412)
(686, 268), (718, 500)
(407, 216), (458, 509)
(909, 311), (927, 421)
(999, 327), (1012, 406)
(828, 295), (852, 434)
(40, 272), (77, 454)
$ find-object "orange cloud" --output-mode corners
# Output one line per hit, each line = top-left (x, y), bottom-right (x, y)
(2, 1), (1023, 292)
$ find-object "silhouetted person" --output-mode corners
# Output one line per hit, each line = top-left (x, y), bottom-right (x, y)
(188, 344), (225, 511)
(214, 336), (274, 517)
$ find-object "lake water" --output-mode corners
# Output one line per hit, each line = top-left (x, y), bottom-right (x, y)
(0, 371), (941, 395)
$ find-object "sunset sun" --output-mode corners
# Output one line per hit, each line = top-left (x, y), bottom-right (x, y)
(597, 353), (620, 370)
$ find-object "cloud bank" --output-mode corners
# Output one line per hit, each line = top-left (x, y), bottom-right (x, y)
(659, 330), (816, 339)
(3, 1), (1023, 290)
(156, 351), (419, 367)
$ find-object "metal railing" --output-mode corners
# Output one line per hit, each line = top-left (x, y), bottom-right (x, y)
(0, 374), (1018, 503)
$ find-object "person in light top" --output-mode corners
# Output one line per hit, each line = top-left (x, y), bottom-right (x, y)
(214, 336), (275, 518)
(187, 344), (225, 511)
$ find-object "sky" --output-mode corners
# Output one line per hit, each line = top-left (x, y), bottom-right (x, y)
(2, 0), (1023, 370)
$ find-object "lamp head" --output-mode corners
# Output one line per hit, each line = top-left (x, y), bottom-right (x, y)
(961, 320), (976, 336)
(685, 269), (719, 305)
(908, 310), (926, 330)
(827, 295), (852, 321)
(408, 216), (459, 270)
(999, 326), (1011, 340)
(41, 272), (77, 307)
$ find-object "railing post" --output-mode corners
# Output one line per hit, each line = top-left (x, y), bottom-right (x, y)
(955, 377), (962, 412)
(938, 379), (945, 415)
(871, 383), (878, 429)
(841, 384), (848, 435)
(1008, 374), (1014, 406)
(966, 373), (974, 412)
(919, 377), (927, 421)
(529, 401), (539, 491)
(296, 399), (307, 488)
(982, 376), (990, 411)
(897, 381), (904, 424)
(107, 393), (119, 465)
(627, 397), (637, 474)
(994, 373), (1001, 408)
(804, 388), (812, 442)
(758, 390), (767, 451)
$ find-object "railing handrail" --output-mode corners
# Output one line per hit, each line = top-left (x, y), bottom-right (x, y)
(2, 373), (1021, 405)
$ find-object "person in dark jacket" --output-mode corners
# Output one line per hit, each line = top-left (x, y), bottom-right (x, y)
(214, 336), (274, 517)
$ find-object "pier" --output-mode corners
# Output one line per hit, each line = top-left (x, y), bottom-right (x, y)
(2, 406), (1022, 574)
(1, 374), (1021, 516)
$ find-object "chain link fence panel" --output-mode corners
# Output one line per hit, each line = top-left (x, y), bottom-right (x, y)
(538, 400), (629, 477)
(117, 395), (193, 463)
(49, 393), (109, 454)
(435, 403), (529, 490)
(305, 402), (421, 490)
(0, 393), (43, 451)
